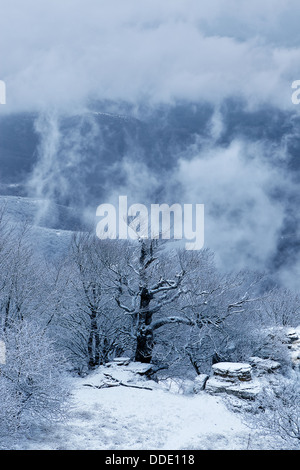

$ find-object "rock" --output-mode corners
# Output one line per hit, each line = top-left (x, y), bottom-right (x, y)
(205, 376), (261, 400)
(249, 357), (281, 376)
(286, 328), (299, 343)
(126, 362), (154, 375)
(113, 357), (131, 366)
(211, 362), (252, 382)
(205, 362), (260, 400)
(193, 374), (209, 393)
(289, 339), (300, 368)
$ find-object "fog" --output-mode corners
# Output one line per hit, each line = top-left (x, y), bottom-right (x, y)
(1, 0), (300, 288)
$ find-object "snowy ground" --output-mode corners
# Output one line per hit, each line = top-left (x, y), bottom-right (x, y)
(10, 362), (285, 451)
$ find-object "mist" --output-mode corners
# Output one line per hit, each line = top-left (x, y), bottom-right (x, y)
(1, 0), (300, 288)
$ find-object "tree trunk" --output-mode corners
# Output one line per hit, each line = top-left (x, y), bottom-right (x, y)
(134, 280), (154, 362)
(88, 310), (100, 369)
(135, 325), (154, 363)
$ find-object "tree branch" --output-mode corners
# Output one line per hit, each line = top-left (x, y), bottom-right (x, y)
(151, 316), (195, 331)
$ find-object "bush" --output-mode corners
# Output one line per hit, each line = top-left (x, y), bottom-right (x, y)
(246, 371), (300, 449)
(0, 320), (69, 443)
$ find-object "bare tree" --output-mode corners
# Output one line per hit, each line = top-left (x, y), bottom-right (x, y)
(261, 286), (300, 327)
(0, 221), (45, 330)
(96, 236), (266, 369)
(171, 251), (265, 373)
(105, 239), (196, 363)
(61, 233), (129, 371)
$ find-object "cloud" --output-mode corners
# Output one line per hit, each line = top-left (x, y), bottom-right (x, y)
(2, 0), (300, 287)
(173, 135), (289, 272)
(1, 0), (300, 111)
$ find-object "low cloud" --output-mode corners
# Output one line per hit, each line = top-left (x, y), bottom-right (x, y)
(175, 137), (287, 272)
(2, 0), (300, 288)
(1, 0), (300, 111)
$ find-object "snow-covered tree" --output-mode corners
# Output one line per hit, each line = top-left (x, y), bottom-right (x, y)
(0, 320), (69, 440)
(154, 250), (265, 373)
(59, 233), (130, 371)
(260, 286), (300, 327)
(0, 220), (45, 330)
(105, 238), (196, 363)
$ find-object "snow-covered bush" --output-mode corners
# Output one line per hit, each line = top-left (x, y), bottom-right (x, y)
(0, 320), (69, 443)
(245, 371), (300, 449)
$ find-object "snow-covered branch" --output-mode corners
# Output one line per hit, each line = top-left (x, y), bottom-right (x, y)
(151, 315), (195, 331)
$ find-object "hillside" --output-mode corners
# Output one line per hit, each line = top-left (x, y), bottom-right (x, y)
(10, 362), (283, 451)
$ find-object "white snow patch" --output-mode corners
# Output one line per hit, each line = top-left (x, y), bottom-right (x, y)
(12, 365), (271, 450)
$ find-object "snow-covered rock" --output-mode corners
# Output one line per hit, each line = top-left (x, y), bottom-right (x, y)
(249, 357), (281, 376)
(205, 362), (260, 400)
(211, 362), (252, 382)
(112, 356), (131, 366)
(205, 376), (261, 400)
(285, 326), (300, 368)
(126, 362), (154, 376)
(286, 328), (299, 343)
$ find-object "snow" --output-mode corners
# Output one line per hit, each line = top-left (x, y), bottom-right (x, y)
(12, 364), (274, 450)
(212, 362), (252, 373)
(70, 386), (246, 450)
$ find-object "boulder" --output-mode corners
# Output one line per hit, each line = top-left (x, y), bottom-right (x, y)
(211, 362), (252, 382)
(112, 357), (131, 366)
(126, 362), (154, 375)
(205, 362), (260, 400)
(286, 328), (299, 344)
(249, 356), (281, 376)
(205, 376), (261, 400)
(289, 334), (300, 368)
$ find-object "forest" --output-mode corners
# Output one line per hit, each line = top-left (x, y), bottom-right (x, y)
(0, 205), (299, 448)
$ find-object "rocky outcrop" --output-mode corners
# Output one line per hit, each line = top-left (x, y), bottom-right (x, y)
(205, 362), (261, 400)
(107, 357), (131, 366)
(286, 328), (299, 344)
(211, 362), (252, 382)
(249, 357), (281, 376)
(286, 327), (300, 368)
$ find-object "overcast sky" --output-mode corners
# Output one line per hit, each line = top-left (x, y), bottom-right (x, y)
(1, 1), (300, 288)
(1, 0), (300, 111)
